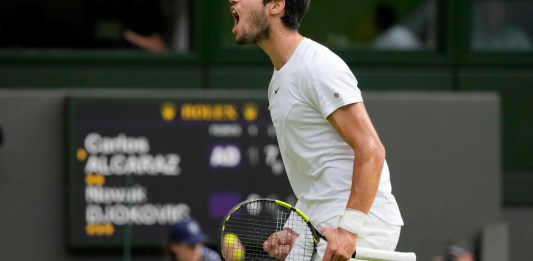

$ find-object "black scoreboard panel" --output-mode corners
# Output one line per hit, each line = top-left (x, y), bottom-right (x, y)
(67, 94), (295, 248)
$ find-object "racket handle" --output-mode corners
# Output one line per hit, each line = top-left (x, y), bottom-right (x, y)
(316, 225), (415, 260)
(354, 247), (416, 261)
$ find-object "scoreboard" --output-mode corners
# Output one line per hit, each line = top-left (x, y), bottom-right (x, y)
(67, 93), (295, 248)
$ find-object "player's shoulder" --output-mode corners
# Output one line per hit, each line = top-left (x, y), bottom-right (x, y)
(298, 38), (349, 71)
(298, 38), (336, 60)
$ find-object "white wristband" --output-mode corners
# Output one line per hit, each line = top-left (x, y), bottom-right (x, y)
(338, 209), (367, 235)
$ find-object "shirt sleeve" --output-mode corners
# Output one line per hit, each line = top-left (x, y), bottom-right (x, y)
(301, 56), (363, 118)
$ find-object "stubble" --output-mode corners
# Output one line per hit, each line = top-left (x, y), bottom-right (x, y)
(236, 7), (270, 45)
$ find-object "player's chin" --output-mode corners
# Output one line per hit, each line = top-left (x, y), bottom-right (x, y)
(235, 35), (256, 45)
(235, 38), (249, 45)
(233, 32), (249, 45)
(233, 34), (242, 43)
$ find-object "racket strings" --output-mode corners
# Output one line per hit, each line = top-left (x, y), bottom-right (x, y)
(275, 209), (287, 232)
(221, 201), (316, 261)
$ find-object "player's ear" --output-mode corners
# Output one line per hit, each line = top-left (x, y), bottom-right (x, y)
(269, 0), (285, 16)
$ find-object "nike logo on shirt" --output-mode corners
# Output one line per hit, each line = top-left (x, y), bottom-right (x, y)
(275, 87), (280, 94)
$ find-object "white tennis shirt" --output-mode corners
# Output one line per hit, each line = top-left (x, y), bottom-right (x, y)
(268, 38), (404, 226)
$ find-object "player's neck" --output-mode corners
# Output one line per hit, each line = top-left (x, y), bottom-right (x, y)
(258, 29), (304, 71)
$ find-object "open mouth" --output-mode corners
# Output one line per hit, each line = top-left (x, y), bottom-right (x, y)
(231, 8), (240, 33)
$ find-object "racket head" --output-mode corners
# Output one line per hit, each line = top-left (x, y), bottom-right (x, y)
(219, 198), (322, 261)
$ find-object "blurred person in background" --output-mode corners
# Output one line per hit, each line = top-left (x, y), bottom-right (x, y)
(471, 0), (531, 51)
(121, 0), (166, 52)
(121, 0), (192, 53)
(373, 2), (422, 50)
(432, 240), (476, 261)
(168, 218), (221, 261)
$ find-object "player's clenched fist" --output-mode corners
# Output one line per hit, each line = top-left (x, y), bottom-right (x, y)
(320, 227), (357, 261)
(263, 228), (299, 260)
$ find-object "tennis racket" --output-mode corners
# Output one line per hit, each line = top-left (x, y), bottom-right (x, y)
(219, 198), (416, 261)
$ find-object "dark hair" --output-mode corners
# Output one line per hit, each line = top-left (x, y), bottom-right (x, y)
(264, 0), (310, 30)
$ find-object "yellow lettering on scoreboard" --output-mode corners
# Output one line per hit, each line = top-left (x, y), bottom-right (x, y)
(180, 103), (238, 121)
(85, 224), (115, 236)
(85, 174), (106, 186)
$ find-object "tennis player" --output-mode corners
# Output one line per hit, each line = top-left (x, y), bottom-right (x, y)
(228, 0), (404, 261)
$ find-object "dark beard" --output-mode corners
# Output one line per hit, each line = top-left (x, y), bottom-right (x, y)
(236, 8), (270, 45)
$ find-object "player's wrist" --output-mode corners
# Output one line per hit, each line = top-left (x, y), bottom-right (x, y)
(338, 208), (367, 235)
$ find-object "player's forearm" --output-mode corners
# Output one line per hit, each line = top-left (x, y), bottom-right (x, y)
(346, 143), (385, 214)
(338, 144), (384, 236)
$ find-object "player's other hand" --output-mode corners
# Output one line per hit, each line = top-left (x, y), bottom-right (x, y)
(320, 227), (357, 261)
(263, 228), (298, 260)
